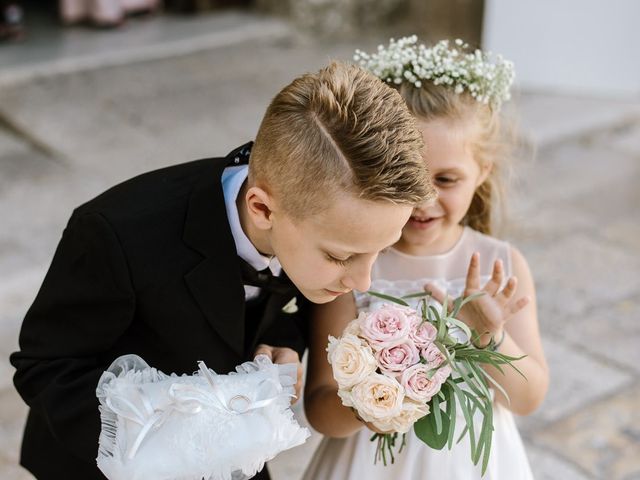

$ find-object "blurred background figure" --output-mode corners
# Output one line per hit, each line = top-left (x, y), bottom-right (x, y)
(59, 0), (161, 28)
(165, 0), (251, 13)
(0, 0), (24, 41)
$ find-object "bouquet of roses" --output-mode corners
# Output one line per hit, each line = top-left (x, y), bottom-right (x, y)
(327, 291), (524, 473)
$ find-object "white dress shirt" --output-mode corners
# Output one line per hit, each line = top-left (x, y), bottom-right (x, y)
(221, 165), (282, 300)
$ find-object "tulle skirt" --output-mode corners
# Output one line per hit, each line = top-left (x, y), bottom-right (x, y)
(302, 402), (533, 480)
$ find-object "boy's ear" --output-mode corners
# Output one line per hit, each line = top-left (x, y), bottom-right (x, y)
(245, 186), (274, 230)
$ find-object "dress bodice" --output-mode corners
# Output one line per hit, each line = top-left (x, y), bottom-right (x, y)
(355, 227), (512, 312)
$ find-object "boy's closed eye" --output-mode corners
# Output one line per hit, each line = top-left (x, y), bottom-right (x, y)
(325, 253), (352, 266)
(324, 240), (397, 267)
(325, 249), (389, 266)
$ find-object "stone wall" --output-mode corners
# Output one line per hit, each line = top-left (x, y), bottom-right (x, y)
(256, 0), (484, 46)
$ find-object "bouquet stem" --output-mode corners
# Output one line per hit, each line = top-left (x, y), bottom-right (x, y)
(371, 433), (406, 466)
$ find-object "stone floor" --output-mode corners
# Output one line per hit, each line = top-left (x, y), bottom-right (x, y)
(1, 9), (639, 480)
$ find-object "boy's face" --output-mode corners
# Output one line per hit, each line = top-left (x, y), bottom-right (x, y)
(269, 194), (413, 304)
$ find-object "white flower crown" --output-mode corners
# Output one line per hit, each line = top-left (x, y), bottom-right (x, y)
(355, 35), (515, 107)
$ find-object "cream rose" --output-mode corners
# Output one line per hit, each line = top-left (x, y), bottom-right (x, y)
(349, 372), (405, 422)
(327, 334), (377, 388)
(372, 400), (431, 433)
(337, 388), (354, 408)
(343, 318), (362, 336)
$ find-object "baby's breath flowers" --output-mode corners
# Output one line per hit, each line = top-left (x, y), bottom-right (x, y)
(354, 35), (515, 107)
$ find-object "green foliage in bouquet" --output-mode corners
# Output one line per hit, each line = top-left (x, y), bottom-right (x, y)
(368, 290), (525, 474)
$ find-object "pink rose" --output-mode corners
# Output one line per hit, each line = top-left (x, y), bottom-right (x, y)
(409, 319), (437, 349)
(359, 304), (412, 349)
(376, 341), (420, 376)
(434, 364), (452, 383)
(397, 305), (422, 326)
(422, 342), (446, 369)
(400, 364), (445, 402)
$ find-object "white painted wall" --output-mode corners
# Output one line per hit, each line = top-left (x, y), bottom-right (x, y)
(483, 0), (640, 97)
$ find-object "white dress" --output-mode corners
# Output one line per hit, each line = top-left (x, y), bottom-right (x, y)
(303, 227), (534, 480)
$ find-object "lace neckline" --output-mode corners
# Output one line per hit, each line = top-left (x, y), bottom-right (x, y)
(389, 226), (469, 261)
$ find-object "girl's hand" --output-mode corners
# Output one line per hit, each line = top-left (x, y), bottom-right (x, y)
(425, 252), (530, 347)
(352, 409), (392, 434)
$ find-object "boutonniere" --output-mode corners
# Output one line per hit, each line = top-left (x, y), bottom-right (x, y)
(282, 297), (298, 314)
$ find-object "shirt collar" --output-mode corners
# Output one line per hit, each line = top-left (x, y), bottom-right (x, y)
(222, 165), (281, 276)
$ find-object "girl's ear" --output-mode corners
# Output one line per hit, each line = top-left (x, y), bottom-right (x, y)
(476, 162), (493, 187)
(245, 186), (274, 231)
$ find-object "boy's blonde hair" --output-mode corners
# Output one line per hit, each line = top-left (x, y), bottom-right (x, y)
(250, 61), (435, 219)
(395, 82), (511, 235)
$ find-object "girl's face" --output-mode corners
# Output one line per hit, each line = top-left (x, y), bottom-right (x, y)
(395, 117), (490, 256)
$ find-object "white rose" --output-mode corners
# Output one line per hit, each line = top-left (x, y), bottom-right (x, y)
(349, 373), (405, 422)
(327, 334), (377, 388)
(337, 388), (354, 408)
(372, 400), (430, 433)
(343, 318), (362, 336)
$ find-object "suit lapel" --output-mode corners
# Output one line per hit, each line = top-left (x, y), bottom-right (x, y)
(182, 144), (252, 357)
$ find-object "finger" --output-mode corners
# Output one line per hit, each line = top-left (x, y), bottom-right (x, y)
(499, 276), (518, 301)
(352, 408), (364, 423)
(271, 347), (300, 365)
(465, 252), (482, 291)
(368, 422), (394, 435)
(425, 283), (451, 310)
(508, 296), (530, 316)
(484, 259), (504, 297)
(292, 365), (304, 405)
(253, 344), (274, 360)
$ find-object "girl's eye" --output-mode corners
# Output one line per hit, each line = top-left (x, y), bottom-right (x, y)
(326, 254), (350, 267)
(435, 176), (458, 186)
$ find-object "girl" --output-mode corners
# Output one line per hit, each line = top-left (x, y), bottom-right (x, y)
(302, 37), (549, 479)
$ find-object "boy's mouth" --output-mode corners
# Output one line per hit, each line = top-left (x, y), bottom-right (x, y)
(325, 288), (350, 297)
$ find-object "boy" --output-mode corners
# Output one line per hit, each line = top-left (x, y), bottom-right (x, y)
(11, 61), (435, 479)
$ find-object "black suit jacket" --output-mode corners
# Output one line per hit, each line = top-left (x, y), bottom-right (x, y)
(10, 143), (308, 479)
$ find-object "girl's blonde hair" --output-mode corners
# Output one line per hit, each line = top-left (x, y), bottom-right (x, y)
(395, 82), (512, 236)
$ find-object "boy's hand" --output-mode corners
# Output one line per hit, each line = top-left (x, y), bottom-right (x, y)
(254, 344), (303, 404)
(425, 252), (530, 347)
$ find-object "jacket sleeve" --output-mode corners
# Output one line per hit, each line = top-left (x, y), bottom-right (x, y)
(10, 211), (135, 464)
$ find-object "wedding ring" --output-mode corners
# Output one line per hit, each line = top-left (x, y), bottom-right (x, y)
(228, 394), (251, 413)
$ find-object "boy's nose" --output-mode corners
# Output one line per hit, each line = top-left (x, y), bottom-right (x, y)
(342, 262), (372, 293)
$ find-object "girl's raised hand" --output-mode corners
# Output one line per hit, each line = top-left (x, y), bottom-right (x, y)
(425, 252), (530, 347)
